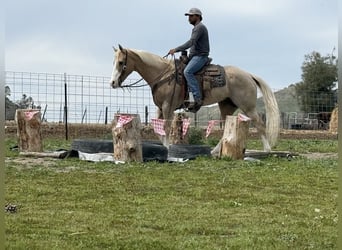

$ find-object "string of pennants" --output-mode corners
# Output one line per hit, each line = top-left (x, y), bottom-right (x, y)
(115, 115), (134, 128)
(23, 110), (40, 121)
(22, 112), (251, 131)
(151, 118), (191, 136)
(116, 113), (251, 137)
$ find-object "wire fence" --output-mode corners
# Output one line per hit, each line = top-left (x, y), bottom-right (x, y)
(5, 71), (337, 130)
(5, 71), (156, 124)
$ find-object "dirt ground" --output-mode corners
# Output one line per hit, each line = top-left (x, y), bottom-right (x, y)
(300, 152), (337, 160)
(5, 121), (338, 165)
(5, 151), (337, 170)
(4, 121), (338, 141)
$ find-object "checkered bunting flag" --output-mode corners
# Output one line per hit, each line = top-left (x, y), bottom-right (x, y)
(182, 118), (191, 136)
(238, 113), (251, 122)
(151, 118), (166, 136)
(206, 120), (220, 138)
(24, 110), (40, 121)
(116, 115), (134, 128)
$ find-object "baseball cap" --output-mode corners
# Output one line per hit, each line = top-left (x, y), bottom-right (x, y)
(184, 8), (202, 16)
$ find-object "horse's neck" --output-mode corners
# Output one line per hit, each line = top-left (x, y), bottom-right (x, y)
(131, 50), (173, 84)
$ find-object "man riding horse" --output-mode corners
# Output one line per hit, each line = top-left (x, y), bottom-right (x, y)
(109, 8), (280, 151)
(168, 7), (210, 113)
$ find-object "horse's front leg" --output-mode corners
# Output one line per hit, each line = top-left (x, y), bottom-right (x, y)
(156, 107), (172, 148)
(162, 119), (172, 148)
(160, 103), (174, 148)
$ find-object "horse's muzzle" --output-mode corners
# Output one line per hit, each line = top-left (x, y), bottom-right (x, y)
(110, 80), (119, 89)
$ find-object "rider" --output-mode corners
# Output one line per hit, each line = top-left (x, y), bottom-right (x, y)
(168, 7), (210, 113)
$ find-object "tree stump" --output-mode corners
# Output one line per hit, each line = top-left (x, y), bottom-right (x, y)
(15, 109), (43, 152)
(112, 113), (143, 162)
(220, 115), (250, 160)
(169, 112), (189, 144)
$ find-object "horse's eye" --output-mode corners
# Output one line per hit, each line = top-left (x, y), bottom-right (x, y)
(119, 61), (124, 66)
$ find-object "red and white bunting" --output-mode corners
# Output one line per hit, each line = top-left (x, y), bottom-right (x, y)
(151, 118), (166, 136)
(116, 115), (134, 128)
(182, 118), (191, 136)
(238, 113), (251, 122)
(24, 110), (40, 121)
(206, 120), (220, 138)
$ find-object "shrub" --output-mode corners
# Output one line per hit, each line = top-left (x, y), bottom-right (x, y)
(188, 127), (204, 145)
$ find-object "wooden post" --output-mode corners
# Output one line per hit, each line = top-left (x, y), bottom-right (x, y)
(329, 106), (338, 133)
(220, 115), (250, 160)
(169, 112), (189, 144)
(112, 113), (143, 162)
(15, 109), (43, 152)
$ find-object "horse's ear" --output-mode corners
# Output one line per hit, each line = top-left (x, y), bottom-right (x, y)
(118, 44), (124, 51)
(112, 46), (117, 52)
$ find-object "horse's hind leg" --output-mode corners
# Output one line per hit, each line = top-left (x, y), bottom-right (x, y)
(218, 98), (238, 119)
(244, 109), (271, 152)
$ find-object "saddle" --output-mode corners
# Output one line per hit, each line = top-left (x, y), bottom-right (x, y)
(176, 52), (226, 101)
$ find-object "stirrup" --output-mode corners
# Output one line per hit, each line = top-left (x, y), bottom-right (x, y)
(186, 100), (202, 113)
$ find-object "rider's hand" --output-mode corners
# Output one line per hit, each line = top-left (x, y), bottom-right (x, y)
(168, 49), (176, 55)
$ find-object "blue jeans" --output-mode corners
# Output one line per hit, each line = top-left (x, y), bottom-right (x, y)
(184, 56), (208, 102)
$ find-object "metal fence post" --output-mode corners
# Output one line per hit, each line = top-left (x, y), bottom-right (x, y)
(105, 106), (108, 124)
(64, 73), (68, 140)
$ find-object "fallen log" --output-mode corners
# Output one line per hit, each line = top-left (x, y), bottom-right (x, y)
(19, 151), (67, 158)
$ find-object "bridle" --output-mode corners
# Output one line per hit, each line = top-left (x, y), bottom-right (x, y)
(117, 49), (176, 89)
(114, 48), (179, 117)
(118, 49), (128, 85)
(115, 49), (146, 88)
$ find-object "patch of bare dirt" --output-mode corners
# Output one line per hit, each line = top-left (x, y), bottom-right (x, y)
(5, 151), (337, 170)
(5, 121), (338, 141)
(5, 121), (338, 166)
(300, 152), (338, 160)
(5, 157), (58, 169)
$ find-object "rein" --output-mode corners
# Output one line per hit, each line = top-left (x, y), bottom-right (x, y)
(120, 53), (176, 89)
(117, 49), (179, 120)
(119, 49), (145, 88)
(120, 78), (145, 88)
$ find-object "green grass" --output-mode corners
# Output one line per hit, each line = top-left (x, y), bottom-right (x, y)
(247, 138), (337, 153)
(5, 138), (338, 249)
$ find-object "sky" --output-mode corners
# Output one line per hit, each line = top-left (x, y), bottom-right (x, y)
(5, 0), (338, 90)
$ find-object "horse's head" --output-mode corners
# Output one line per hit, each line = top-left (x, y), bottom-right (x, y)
(110, 44), (132, 88)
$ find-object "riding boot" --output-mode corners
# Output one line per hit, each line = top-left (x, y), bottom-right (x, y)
(187, 99), (203, 113)
(184, 92), (195, 108)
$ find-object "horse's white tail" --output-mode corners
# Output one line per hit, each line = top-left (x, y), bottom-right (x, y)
(252, 75), (280, 147)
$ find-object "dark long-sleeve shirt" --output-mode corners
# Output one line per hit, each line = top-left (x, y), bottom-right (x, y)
(175, 22), (210, 59)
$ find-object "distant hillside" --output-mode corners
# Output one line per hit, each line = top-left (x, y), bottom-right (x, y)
(256, 84), (301, 113)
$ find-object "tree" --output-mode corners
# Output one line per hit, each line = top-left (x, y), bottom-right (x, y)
(17, 94), (35, 109)
(5, 86), (41, 120)
(5, 86), (18, 120)
(5, 85), (11, 97)
(295, 50), (337, 113)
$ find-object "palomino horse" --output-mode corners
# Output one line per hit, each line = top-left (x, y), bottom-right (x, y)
(110, 45), (280, 152)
